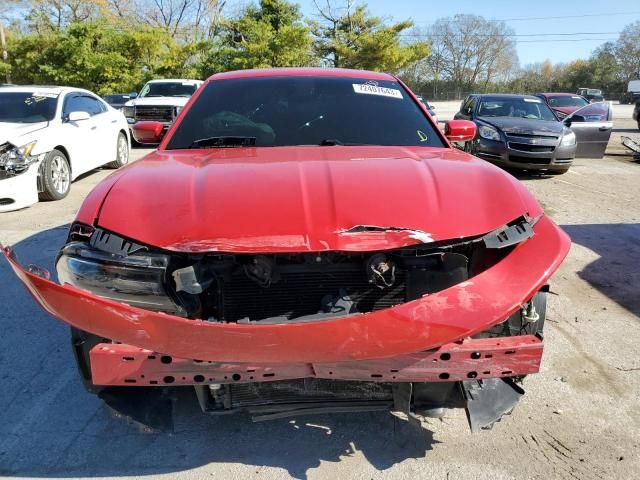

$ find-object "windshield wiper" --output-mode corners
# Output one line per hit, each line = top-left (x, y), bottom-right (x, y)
(319, 139), (371, 146)
(190, 136), (257, 148)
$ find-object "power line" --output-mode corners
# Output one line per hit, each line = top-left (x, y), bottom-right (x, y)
(400, 31), (622, 38)
(411, 11), (640, 24)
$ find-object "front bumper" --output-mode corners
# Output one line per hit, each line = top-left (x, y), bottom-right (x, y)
(474, 137), (576, 171)
(2, 215), (570, 366)
(0, 164), (39, 212)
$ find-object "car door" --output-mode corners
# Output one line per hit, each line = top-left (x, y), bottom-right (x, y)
(566, 102), (613, 158)
(87, 96), (122, 165)
(60, 93), (102, 178)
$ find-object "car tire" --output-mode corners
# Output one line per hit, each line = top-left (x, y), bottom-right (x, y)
(549, 168), (570, 175)
(106, 132), (129, 169)
(70, 327), (107, 394)
(38, 149), (71, 201)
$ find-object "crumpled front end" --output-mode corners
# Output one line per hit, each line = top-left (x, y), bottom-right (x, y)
(3, 213), (569, 430)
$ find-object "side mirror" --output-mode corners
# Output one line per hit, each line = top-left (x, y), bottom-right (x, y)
(68, 111), (91, 122)
(563, 118), (572, 127)
(129, 92), (138, 99)
(445, 120), (477, 142)
(132, 121), (165, 144)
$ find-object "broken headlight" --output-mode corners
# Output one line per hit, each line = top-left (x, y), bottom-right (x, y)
(0, 141), (41, 175)
(56, 241), (186, 316)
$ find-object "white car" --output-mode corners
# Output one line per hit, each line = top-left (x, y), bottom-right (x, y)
(123, 79), (203, 131)
(0, 86), (130, 212)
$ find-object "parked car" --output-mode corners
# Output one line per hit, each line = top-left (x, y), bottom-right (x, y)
(619, 80), (640, 105)
(4, 68), (570, 431)
(122, 79), (202, 136)
(455, 93), (613, 173)
(415, 95), (438, 124)
(102, 93), (137, 110)
(633, 100), (640, 130)
(534, 92), (589, 119)
(576, 87), (604, 103)
(0, 86), (130, 212)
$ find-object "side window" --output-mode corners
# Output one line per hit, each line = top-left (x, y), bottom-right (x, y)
(462, 96), (476, 116)
(63, 94), (105, 117)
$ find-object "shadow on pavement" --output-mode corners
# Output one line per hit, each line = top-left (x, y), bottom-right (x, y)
(0, 226), (437, 479)
(562, 223), (640, 318)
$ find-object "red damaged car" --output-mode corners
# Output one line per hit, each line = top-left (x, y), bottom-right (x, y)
(3, 68), (570, 431)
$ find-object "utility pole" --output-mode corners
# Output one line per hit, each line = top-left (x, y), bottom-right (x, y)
(0, 22), (10, 84)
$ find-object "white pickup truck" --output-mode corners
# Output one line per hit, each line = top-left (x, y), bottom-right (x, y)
(123, 79), (203, 132)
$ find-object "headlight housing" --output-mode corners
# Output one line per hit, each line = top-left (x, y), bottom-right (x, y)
(56, 234), (187, 316)
(0, 141), (41, 175)
(478, 125), (501, 141)
(123, 106), (135, 119)
(560, 130), (576, 146)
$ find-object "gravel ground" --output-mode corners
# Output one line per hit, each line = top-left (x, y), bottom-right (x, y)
(1, 106), (639, 480)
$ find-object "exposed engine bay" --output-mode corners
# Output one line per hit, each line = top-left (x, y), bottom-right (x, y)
(57, 216), (536, 323)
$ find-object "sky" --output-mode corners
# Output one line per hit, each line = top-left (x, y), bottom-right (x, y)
(296, 0), (640, 65)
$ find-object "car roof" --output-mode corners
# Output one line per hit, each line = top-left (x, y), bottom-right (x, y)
(0, 85), (97, 96)
(536, 92), (583, 97)
(146, 79), (202, 84)
(476, 93), (542, 99)
(208, 68), (397, 82)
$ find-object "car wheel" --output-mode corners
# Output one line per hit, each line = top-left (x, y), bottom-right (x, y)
(549, 168), (570, 175)
(106, 132), (129, 169)
(39, 149), (71, 201)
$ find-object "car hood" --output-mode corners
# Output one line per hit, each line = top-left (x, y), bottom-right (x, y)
(478, 117), (564, 136)
(0, 121), (49, 145)
(126, 97), (191, 107)
(93, 146), (542, 253)
(551, 106), (581, 116)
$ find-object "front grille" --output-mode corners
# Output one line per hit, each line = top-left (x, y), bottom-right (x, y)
(228, 379), (393, 408)
(220, 267), (406, 322)
(509, 155), (551, 165)
(508, 142), (555, 153)
(134, 106), (174, 122)
(505, 133), (558, 140)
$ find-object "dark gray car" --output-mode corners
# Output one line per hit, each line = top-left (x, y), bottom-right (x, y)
(455, 94), (612, 174)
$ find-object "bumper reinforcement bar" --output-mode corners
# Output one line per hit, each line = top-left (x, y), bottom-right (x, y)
(90, 335), (543, 386)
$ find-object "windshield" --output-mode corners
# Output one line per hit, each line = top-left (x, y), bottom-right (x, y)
(477, 97), (557, 121)
(139, 82), (198, 98)
(166, 76), (444, 149)
(547, 95), (588, 108)
(0, 92), (58, 123)
(103, 94), (129, 104)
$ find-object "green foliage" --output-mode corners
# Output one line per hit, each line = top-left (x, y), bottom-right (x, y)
(201, 0), (314, 75)
(311, 5), (429, 72)
(7, 21), (203, 94)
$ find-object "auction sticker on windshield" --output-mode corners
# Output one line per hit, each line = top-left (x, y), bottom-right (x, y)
(353, 83), (403, 99)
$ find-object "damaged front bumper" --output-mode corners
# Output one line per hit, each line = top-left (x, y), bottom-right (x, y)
(3, 215), (569, 364)
(2, 215), (570, 430)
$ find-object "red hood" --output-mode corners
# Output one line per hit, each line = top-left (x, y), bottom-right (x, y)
(552, 106), (581, 115)
(91, 146), (541, 252)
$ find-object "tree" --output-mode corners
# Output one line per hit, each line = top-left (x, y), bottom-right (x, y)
(614, 20), (640, 82)
(426, 15), (518, 97)
(7, 21), (200, 93)
(202, 0), (313, 74)
(310, 0), (429, 72)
